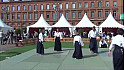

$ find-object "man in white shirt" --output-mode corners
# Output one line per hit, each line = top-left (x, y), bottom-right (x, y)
(37, 30), (44, 55)
(108, 28), (124, 70)
(54, 29), (62, 51)
(72, 32), (84, 59)
(88, 26), (98, 54)
(0, 30), (3, 45)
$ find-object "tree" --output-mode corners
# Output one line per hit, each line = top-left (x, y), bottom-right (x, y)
(15, 28), (23, 35)
(0, 26), (1, 30)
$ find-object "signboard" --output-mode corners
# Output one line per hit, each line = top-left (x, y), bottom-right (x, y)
(120, 14), (124, 19)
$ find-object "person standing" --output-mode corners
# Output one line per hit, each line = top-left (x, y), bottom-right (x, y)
(0, 30), (3, 45)
(72, 32), (84, 59)
(13, 30), (17, 43)
(88, 26), (98, 54)
(10, 30), (14, 44)
(34, 31), (38, 38)
(37, 30), (44, 55)
(54, 29), (62, 51)
(7, 30), (10, 44)
(108, 28), (124, 70)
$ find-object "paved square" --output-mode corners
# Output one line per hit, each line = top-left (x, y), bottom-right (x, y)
(0, 48), (113, 70)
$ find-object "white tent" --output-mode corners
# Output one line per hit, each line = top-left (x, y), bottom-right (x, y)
(0, 19), (13, 34)
(100, 12), (124, 28)
(27, 14), (51, 33)
(74, 13), (96, 27)
(51, 14), (73, 37)
(51, 14), (72, 27)
(99, 12), (124, 32)
(73, 13), (98, 34)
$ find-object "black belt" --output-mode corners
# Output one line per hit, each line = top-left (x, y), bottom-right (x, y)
(91, 37), (96, 39)
(115, 45), (124, 49)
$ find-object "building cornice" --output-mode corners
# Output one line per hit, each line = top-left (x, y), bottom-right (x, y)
(0, 0), (102, 4)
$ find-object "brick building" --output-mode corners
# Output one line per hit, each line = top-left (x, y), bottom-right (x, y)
(0, 0), (124, 29)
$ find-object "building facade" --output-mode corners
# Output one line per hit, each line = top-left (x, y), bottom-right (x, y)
(0, 0), (124, 29)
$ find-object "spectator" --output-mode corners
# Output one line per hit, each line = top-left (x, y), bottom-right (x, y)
(0, 30), (3, 45)
(17, 34), (21, 42)
(23, 31), (27, 39)
(34, 31), (38, 38)
(44, 31), (47, 37)
(83, 32), (88, 38)
(99, 38), (108, 48)
(7, 30), (10, 44)
(13, 30), (17, 43)
(3, 34), (8, 45)
(98, 31), (103, 38)
(102, 32), (106, 39)
(10, 30), (14, 44)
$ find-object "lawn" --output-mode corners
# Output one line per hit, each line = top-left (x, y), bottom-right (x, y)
(0, 42), (91, 61)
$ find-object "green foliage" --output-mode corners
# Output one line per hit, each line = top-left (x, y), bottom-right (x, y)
(0, 26), (1, 30)
(78, 29), (84, 33)
(15, 28), (23, 35)
(42, 29), (45, 34)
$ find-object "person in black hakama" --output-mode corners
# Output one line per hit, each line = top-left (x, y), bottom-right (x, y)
(72, 32), (84, 59)
(37, 30), (44, 55)
(54, 29), (62, 51)
(88, 26), (98, 54)
(108, 28), (124, 70)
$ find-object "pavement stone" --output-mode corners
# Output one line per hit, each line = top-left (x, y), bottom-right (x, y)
(0, 48), (114, 70)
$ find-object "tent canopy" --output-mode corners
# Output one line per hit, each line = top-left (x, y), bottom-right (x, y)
(0, 19), (13, 34)
(99, 12), (124, 28)
(27, 14), (50, 28)
(74, 13), (96, 27)
(51, 14), (72, 27)
(51, 14), (73, 37)
(0, 19), (12, 28)
(27, 14), (51, 33)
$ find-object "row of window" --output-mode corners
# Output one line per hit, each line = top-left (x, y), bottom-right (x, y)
(2, 1), (117, 11)
(9, 23), (27, 27)
(2, 11), (117, 21)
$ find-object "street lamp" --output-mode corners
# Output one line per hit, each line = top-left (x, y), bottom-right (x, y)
(1, 7), (7, 23)
(53, 5), (60, 22)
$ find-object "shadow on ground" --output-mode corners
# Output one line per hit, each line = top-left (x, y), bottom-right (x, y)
(44, 52), (63, 55)
(98, 50), (108, 54)
(62, 48), (74, 51)
(83, 55), (97, 58)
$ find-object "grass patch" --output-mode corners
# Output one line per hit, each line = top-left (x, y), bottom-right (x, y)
(44, 42), (90, 48)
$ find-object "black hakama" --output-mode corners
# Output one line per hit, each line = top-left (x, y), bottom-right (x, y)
(89, 38), (98, 53)
(37, 40), (44, 55)
(72, 41), (83, 59)
(113, 45), (124, 70)
(101, 44), (107, 48)
(54, 37), (62, 51)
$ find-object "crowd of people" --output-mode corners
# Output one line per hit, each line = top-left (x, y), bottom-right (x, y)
(0, 29), (28, 45)
(0, 30), (16, 45)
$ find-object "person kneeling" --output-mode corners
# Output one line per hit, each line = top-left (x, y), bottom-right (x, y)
(99, 38), (108, 48)
(72, 32), (84, 59)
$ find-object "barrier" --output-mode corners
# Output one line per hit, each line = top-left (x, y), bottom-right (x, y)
(21, 38), (112, 46)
